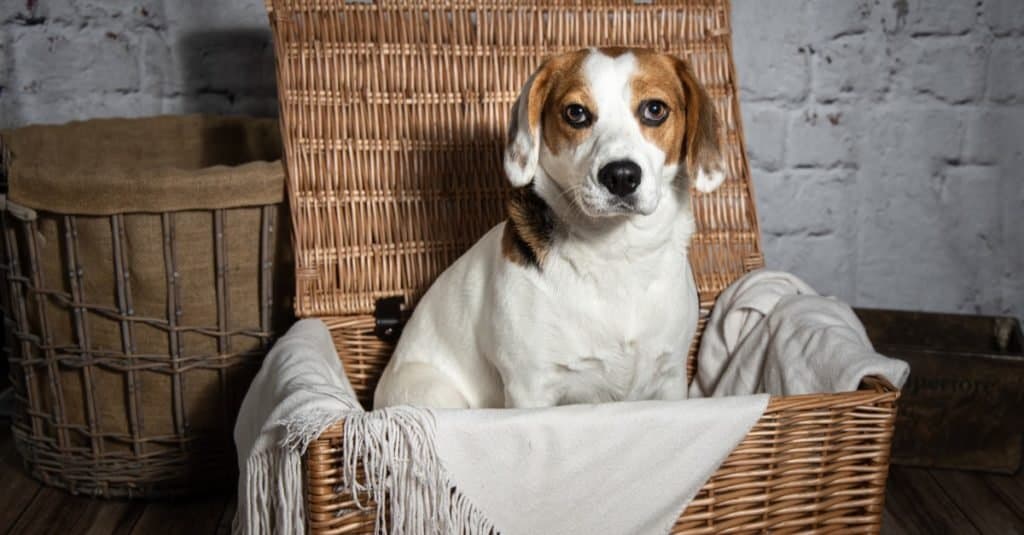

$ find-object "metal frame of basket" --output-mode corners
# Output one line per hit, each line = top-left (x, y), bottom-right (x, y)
(0, 117), (291, 497)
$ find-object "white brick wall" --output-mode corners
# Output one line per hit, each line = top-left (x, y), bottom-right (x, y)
(734, 0), (1023, 320)
(1, 0), (1021, 320)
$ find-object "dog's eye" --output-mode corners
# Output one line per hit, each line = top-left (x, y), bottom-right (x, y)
(639, 100), (670, 126)
(563, 104), (592, 128)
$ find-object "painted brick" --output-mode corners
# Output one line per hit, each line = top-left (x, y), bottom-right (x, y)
(931, 164), (1005, 312)
(805, 0), (872, 41)
(909, 39), (989, 103)
(732, 0), (810, 102)
(756, 168), (856, 237)
(887, 0), (977, 36)
(981, 0), (1024, 36)
(763, 232), (856, 300)
(786, 108), (858, 168)
(963, 108), (1024, 166)
(812, 33), (888, 103)
(741, 104), (787, 171)
(987, 38), (1024, 103)
(8, 25), (140, 96)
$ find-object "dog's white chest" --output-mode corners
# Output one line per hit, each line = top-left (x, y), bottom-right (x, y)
(492, 236), (698, 406)
(563, 261), (692, 401)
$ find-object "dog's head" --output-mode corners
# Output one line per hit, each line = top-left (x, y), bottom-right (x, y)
(504, 48), (725, 218)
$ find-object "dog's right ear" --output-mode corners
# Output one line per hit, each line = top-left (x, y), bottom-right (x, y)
(504, 61), (556, 188)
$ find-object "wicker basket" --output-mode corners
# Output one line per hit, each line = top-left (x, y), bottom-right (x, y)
(0, 115), (293, 497)
(266, 1), (900, 532)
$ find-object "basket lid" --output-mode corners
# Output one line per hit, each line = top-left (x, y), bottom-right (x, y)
(269, 0), (763, 318)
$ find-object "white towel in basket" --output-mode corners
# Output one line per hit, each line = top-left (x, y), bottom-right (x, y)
(233, 270), (909, 535)
(689, 269), (910, 397)
(232, 320), (360, 535)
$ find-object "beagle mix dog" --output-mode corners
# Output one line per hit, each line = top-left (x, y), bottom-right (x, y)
(374, 48), (725, 409)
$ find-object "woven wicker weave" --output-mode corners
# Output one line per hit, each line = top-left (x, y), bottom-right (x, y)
(266, 0), (899, 532)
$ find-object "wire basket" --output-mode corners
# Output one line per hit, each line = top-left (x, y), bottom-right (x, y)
(0, 115), (294, 497)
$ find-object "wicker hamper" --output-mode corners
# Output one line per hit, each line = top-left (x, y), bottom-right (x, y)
(0, 115), (293, 497)
(266, 0), (900, 532)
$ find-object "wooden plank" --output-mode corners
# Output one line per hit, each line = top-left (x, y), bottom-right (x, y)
(216, 495), (238, 535)
(881, 506), (910, 535)
(1, 426), (146, 535)
(0, 428), (43, 533)
(931, 469), (1024, 532)
(10, 486), (100, 534)
(882, 466), (980, 535)
(984, 470), (1024, 520)
(71, 499), (147, 535)
(129, 494), (229, 535)
(929, 469), (1024, 533)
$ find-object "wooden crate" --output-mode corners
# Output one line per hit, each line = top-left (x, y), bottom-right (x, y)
(857, 308), (1024, 473)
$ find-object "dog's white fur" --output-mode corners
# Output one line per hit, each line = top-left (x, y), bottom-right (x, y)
(374, 49), (725, 409)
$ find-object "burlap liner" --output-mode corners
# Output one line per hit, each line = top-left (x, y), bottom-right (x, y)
(1, 114), (284, 215)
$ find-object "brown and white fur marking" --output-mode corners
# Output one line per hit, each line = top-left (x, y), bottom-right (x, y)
(374, 48), (726, 409)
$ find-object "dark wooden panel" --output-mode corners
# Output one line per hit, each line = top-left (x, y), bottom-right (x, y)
(882, 466), (981, 535)
(856, 308), (1024, 473)
(10, 487), (100, 535)
(930, 469), (1024, 534)
(984, 469), (1024, 519)
(129, 495), (229, 535)
(0, 428), (42, 533)
(71, 499), (146, 535)
(216, 495), (237, 535)
(2, 426), (146, 535)
(881, 507), (910, 535)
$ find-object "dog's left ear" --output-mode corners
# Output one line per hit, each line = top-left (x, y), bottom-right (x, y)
(504, 60), (556, 188)
(674, 57), (726, 193)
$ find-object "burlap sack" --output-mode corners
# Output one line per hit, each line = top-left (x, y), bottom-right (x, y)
(0, 115), (293, 497)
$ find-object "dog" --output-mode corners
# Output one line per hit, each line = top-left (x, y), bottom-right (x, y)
(374, 48), (726, 409)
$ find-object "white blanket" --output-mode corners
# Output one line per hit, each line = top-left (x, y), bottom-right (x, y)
(233, 270), (909, 534)
(233, 320), (360, 534)
(689, 270), (909, 397)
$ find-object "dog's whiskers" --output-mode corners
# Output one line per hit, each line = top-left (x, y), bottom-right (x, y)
(552, 183), (588, 219)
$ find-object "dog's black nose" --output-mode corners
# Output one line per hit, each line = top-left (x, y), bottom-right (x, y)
(598, 160), (642, 197)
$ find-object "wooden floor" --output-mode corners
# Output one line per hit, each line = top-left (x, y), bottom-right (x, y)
(1, 425), (1021, 534)
(0, 425), (234, 535)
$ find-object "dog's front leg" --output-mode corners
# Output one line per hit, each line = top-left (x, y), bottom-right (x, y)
(375, 362), (472, 409)
(651, 364), (689, 401)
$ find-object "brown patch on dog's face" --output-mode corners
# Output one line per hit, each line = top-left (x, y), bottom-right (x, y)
(597, 46), (631, 58)
(515, 51), (591, 152)
(536, 51), (593, 157)
(504, 51), (589, 187)
(629, 51), (688, 166)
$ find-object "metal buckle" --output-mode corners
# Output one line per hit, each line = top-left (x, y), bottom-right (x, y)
(373, 295), (405, 343)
